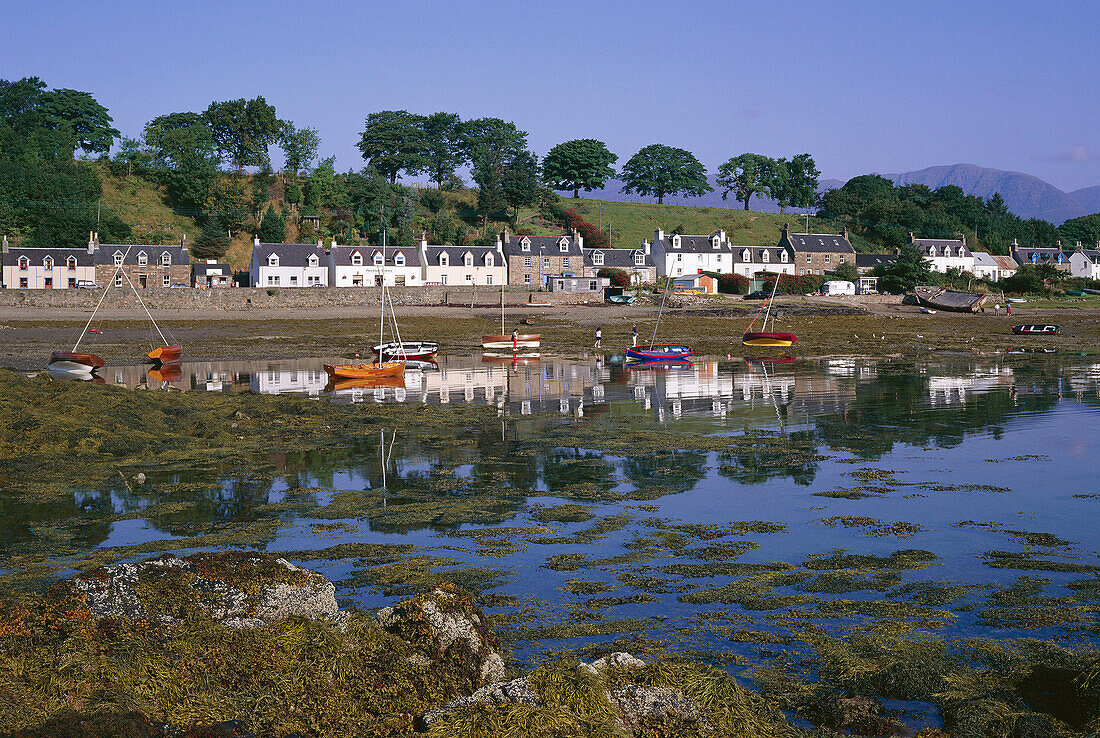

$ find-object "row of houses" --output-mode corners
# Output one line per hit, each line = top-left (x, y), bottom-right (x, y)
(5, 226), (1100, 291)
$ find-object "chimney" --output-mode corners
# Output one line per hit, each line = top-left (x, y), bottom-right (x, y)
(93, 232), (99, 247)
(419, 232), (427, 249)
(655, 228), (664, 243)
(574, 230), (583, 249)
(643, 240), (651, 256)
(781, 223), (789, 242)
(1076, 241), (1083, 253)
(960, 234), (966, 246)
(253, 235), (260, 247)
(1, 235), (7, 254)
(841, 226), (849, 241)
(1012, 238), (1019, 247)
(317, 238), (323, 247)
(501, 226), (510, 244)
(330, 238), (337, 251)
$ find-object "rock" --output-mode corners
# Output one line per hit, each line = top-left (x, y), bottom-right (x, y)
(610, 684), (707, 735)
(420, 676), (540, 728)
(234, 410), (250, 420)
(590, 651), (646, 672)
(71, 552), (348, 631)
(134, 472), (146, 484)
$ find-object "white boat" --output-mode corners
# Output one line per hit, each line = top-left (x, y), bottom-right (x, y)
(481, 334), (540, 349)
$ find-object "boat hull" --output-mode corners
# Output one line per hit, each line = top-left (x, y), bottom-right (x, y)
(912, 286), (988, 313)
(481, 334), (541, 349)
(148, 344), (182, 364)
(322, 361), (406, 379)
(1012, 324), (1059, 335)
(371, 341), (439, 360)
(49, 351), (105, 372)
(742, 331), (797, 347)
(625, 344), (693, 361)
(626, 358), (693, 370)
(607, 295), (635, 304)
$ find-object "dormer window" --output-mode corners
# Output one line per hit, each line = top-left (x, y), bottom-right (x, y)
(520, 238), (531, 252)
(559, 239), (569, 253)
(66, 256), (77, 270)
(592, 251), (604, 266)
(484, 253), (494, 267)
(395, 252), (405, 266)
(267, 254), (279, 267)
(762, 250), (770, 262)
(308, 254), (319, 267)
(113, 251), (124, 266)
(137, 251), (148, 267)
(780, 250), (789, 263)
(1031, 253), (1038, 263)
(18, 257), (28, 271)
(161, 252), (172, 266)
(439, 252), (449, 267)
(671, 235), (681, 249)
(928, 246), (936, 257)
(712, 237), (720, 250)
(43, 256), (54, 270)
(373, 252), (383, 266)
(464, 252), (473, 267)
(741, 249), (750, 262)
(351, 251), (363, 266)
(943, 246), (952, 257)
(634, 252), (645, 266)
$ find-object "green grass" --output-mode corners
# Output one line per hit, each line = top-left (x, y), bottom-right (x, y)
(94, 165), (203, 249)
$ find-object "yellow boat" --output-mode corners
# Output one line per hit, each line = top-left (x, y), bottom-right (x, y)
(322, 361), (406, 380)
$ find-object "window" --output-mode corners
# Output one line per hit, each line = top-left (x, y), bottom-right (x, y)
(485, 254), (494, 267)
(395, 253), (405, 266)
(589, 281), (597, 290)
(592, 252), (604, 266)
(762, 250), (770, 262)
(634, 252), (645, 265)
(18, 257), (28, 271)
(464, 253), (473, 267)
(676, 254), (682, 261)
(163, 275), (170, 287)
(395, 275), (405, 285)
(19, 277), (27, 288)
(68, 278), (76, 288)
(137, 251), (148, 267)
(712, 238), (720, 249)
(563, 257), (570, 269)
(290, 275), (298, 285)
(521, 239), (530, 252)
(267, 254), (279, 267)
(928, 246), (936, 256)
(524, 274), (531, 285)
(742, 249), (750, 261)
(373, 252), (383, 266)
(351, 251), (363, 266)
(67, 256), (77, 271)
(113, 251), (124, 266)
(308, 254), (319, 267)
(441, 274), (447, 285)
(487, 275), (493, 285)
(559, 239), (569, 252)
(523, 256), (532, 268)
(115, 274), (123, 287)
(543, 258), (550, 270)
(465, 274), (473, 282)
(43, 256), (54, 270)
(307, 275), (320, 285)
(161, 252), (171, 266)
(943, 246), (951, 257)
(781, 251), (789, 263)
(671, 236), (681, 249)
(824, 255), (830, 264)
(439, 253), (449, 267)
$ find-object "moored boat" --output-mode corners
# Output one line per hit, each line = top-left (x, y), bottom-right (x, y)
(625, 357), (693, 370)
(48, 351), (106, 373)
(742, 331), (797, 347)
(322, 361), (406, 380)
(912, 285), (988, 313)
(371, 341), (439, 360)
(148, 344), (182, 365)
(1012, 324), (1059, 335)
(481, 333), (541, 349)
(626, 344), (694, 361)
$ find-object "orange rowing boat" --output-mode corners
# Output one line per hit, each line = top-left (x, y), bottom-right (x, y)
(322, 361), (406, 379)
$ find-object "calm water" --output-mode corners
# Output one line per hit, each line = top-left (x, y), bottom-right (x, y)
(26, 353), (1100, 673)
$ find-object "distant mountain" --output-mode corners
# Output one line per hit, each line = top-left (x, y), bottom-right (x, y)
(1069, 185), (1100, 215)
(555, 164), (1096, 225)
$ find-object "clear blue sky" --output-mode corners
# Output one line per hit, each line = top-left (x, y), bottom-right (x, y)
(3, 0), (1097, 191)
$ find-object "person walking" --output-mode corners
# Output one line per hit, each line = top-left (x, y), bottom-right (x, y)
(594, 327), (602, 348)
(631, 323), (638, 346)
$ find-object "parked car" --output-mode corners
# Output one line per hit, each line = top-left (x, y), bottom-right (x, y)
(743, 290), (771, 300)
(75, 280), (100, 289)
(169, 283), (190, 288)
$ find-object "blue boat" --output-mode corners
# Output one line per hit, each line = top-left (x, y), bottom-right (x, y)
(625, 343), (694, 361)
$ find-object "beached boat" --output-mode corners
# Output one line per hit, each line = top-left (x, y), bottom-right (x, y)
(912, 286), (988, 313)
(524, 301), (552, 307)
(607, 294), (635, 305)
(626, 344), (694, 361)
(1083, 289), (1100, 296)
(742, 274), (797, 347)
(371, 341), (439, 360)
(1012, 324), (1059, 335)
(482, 281), (541, 348)
(48, 351), (106, 373)
(337, 224), (407, 380)
(1065, 290), (1084, 296)
(323, 361), (406, 380)
(148, 344), (182, 365)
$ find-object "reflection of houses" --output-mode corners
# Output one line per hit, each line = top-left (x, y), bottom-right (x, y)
(1, 235), (97, 289)
(926, 366), (1014, 405)
(93, 235), (190, 289)
(778, 224), (855, 276)
(648, 229), (733, 278)
(582, 247), (656, 284)
(330, 242), (422, 287)
(251, 365), (330, 395)
(420, 237), (505, 286)
(249, 239), (328, 287)
(911, 234), (974, 274)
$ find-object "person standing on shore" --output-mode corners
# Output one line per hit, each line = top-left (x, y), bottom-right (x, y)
(594, 328), (602, 348)
(631, 323), (638, 346)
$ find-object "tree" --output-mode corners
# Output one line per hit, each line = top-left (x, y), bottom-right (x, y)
(1059, 213), (1100, 248)
(38, 87), (119, 155)
(986, 192), (1009, 216)
(143, 112), (219, 210)
(278, 123), (320, 175)
(1, 77), (117, 160)
(832, 260), (859, 282)
(542, 139), (617, 198)
(598, 267), (630, 287)
(458, 117), (527, 165)
(619, 144), (711, 205)
(421, 112), (464, 189)
(193, 215), (230, 259)
(780, 153), (820, 210)
(255, 207), (285, 243)
(356, 110), (427, 184)
(879, 243), (933, 293)
(203, 97), (281, 172)
(717, 153), (777, 211)
(111, 136), (150, 178)
(502, 150), (539, 226)
(305, 156), (348, 209)
(206, 176), (250, 232)
(473, 146), (506, 220)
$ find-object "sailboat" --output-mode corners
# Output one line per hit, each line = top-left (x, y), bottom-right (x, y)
(482, 281), (540, 349)
(626, 273), (692, 362)
(49, 243), (181, 374)
(325, 228), (406, 380)
(742, 273), (797, 347)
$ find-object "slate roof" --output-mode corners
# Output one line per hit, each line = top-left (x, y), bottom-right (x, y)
(95, 243), (188, 266)
(502, 235), (583, 257)
(784, 233), (855, 253)
(331, 245), (421, 267)
(656, 234), (731, 253)
(422, 245), (499, 267)
(253, 242), (327, 267)
(4, 247), (94, 267)
(913, 238), (970, 256)
(1074, 249), (1100, 264)
(733, 246), (790, 264)
(1013, 247), (1067, 265)
(855, 253), (897, 269)
(582, 248), (654, 269)
(193, 262), (230, 276)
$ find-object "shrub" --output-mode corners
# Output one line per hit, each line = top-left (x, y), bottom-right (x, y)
(597, 267), (629, 287)
(541, 203), (609, 248)
(717, 273), (750, 294)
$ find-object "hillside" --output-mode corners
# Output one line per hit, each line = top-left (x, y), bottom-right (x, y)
(1070, 185), (1100, 214)
(95, 165), (203, 248)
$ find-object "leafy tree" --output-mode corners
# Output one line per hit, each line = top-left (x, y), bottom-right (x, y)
(255, 207), (285, 242)
(597, 267), (629, 287)
(473, 146), (506, 220)
(203, 97), (281, 172)
(278, 123), (320, 175)
(986, 192), (1009, 216)
(542, 139), (617, 198)
(305, 156), (348, 209)
(111, 136), (150, 178)
(502, 150), (539, 226)
(1, 77), (117, 160)
(879, 243), (932, 293)
(831, 260), (859, 282)
(421, 112), (464, 189)
(194, 214), (230, 259)
(206, 176), (250, 232)
(717, 153), (777, 210)
(356, 110), (427, 184)
(775, 153), (820, 210)
(143, 112), (220, 209)
(619, 144), (711, 205)
(458, 117), (527, 165)
(1059, 213), (1100, 248)
(37, 87), (119, 155)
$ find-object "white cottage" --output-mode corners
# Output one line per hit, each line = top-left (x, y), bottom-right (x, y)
(1069, 242), (1100, 280)
(1, 235), (98, 289)
(249, 238), (328, 287)
(731, 244), (795, 277)
(419, 237), (505, 286)
(648, 229), (733, 277)
(330, 242), (422, 287)
(910, 234), (975, 274)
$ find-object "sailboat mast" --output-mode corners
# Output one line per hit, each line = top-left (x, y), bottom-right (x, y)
(651, 274), (672, 346)
(72, 243), (135, 352)
(380, 223), (386, 352)
(761, 272), (781, 332)
(500, 279), (505, 335)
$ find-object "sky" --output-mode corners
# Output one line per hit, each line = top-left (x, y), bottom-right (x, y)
(2, 0), (1098, 191)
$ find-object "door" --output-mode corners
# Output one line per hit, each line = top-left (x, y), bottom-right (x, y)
(139, 275), (147, 288)
(44, 278), (52, 289)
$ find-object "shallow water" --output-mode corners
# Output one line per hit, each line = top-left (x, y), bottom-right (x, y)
(24, 353), (1100, 672)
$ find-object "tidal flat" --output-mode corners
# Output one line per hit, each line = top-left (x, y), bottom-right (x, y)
(2, 308), (1100, 736)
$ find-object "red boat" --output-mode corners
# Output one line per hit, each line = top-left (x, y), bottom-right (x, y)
(148, 344), (182, 364)
(48, 351), (106, 372)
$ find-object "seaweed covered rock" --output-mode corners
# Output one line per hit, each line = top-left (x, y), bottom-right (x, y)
(71, 551), (348, 630)
(377, 582), (506, 691)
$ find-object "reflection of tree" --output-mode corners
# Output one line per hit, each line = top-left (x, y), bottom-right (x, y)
(542, 448), (618, 500)
(621, 449), (709, 499)
(717, 430), (818, 486)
